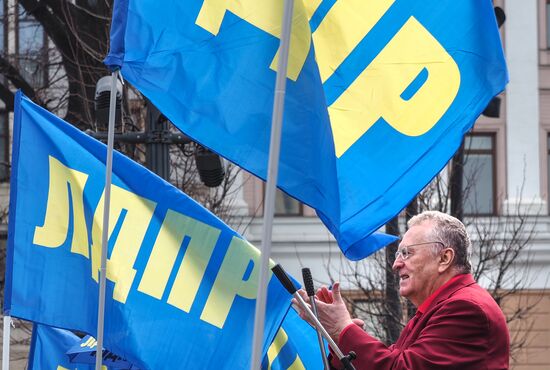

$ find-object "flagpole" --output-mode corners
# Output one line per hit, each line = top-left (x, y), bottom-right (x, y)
(95, 70), (119, 370)
(250, 0), (294, 368)
(2, 315), (10, 370)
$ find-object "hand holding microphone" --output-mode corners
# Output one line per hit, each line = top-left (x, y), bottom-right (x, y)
(272, 264), (356, 370)
(294, 282), (355, 344)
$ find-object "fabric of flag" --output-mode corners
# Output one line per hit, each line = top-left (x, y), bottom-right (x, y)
(66, 335), (138, 369)
(28, 324), (97, 370)
(4, 91), (291, 369)
(263, 308), (327, 370)
(104, 0), (506, 260)
(27, 316), (312, 370)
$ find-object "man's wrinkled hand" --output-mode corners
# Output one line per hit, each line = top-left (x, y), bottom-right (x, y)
(292, 282), (355, 343)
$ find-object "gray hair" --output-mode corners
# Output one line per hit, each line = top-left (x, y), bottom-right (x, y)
(408, 211), (472, 273)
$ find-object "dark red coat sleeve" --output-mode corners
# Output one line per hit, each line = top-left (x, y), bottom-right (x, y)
(331, 299), (494, 370)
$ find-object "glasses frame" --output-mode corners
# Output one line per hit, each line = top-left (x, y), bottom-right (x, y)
(394, 241), (445, 261)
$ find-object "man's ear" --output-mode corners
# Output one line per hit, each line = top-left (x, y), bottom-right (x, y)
(438, 248), (455, 273)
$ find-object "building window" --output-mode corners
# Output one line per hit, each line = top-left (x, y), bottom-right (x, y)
(274, 188), (302, 216)
(0, 111), (8, 181)
(547, 135), (550, 213)
(462, 133), (496, 215)
(0, 0), (7, 182)
(0, 0), (4, 53)
(17, 3), (47, 88)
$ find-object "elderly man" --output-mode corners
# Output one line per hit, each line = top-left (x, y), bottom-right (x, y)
(296, 211), (509, 370)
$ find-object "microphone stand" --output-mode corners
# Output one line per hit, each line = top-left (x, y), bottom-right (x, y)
(302, 268), (330, 370)
(272, 265), (356, 370)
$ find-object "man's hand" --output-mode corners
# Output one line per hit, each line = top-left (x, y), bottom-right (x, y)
(292, 282), (358, 343)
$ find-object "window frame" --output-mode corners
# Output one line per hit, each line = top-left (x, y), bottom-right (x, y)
(270, 186), (303, 217)
(15, 1), (48, 88)
(539, 0), (550, 64)
(0, 0), (5, 52)
(547, 133), (550, 214)
(462, 133), (497, 216)
(0, 109), (8, 182)
(0, 0), (8, 182)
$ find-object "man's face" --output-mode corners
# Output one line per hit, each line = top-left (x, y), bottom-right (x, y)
(392, 221), (441, 307)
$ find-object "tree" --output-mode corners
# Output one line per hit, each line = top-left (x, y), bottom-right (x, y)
(1, 0), (112, 127)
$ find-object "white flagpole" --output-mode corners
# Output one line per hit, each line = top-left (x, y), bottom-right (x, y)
(250, 0), (294, 368)
(2, 315), (11, 370)
(95, 70), (119, 370)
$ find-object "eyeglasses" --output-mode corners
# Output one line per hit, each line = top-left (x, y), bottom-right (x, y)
(394, 241), (445, 261)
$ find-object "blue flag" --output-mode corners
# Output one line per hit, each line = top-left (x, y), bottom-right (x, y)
(263, 308), (326, 370)
(29, 324), (134, 369)
(66, 335), (138, 369)
(28, 324), (95, 370)
(4, 92), (291, 369)
(105, 0), (507, 260)
(29, 318), (313, 370)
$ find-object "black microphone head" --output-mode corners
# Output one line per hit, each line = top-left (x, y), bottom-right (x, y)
(302, 268), (315, 297)
(272, 264), (297, 294)
(494, 6), (506, 28)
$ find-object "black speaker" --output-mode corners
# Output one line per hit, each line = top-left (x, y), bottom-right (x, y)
(482, 97), (501, 118)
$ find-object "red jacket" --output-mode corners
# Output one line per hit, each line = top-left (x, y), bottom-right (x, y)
(331, 274), (509, 369)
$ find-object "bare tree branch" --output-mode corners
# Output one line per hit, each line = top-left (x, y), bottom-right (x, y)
(0, 54), (37, 100)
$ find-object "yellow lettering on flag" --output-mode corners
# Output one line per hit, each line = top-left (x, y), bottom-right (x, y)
(266, 327), (306, 370)
(196, 0), (312, 81)
(90, 185), (156, 303)
(138, 209), (220, 314)
(33, 156), (89, 257)
(329, 17), (460, 157)
(80, 336), (97, 348)
(312, 0), (395, 82)
(288, 357), (306, 370)
(200, 236), (274, 328)
(303, 0), (323, 19)
(267, 328), (288, 370)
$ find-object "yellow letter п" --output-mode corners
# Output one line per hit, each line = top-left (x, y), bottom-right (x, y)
(138, 209), (220, 313)
(200, 236), (274, 328)
(311, 0), (395, 83)
(90, 185), (156, 303)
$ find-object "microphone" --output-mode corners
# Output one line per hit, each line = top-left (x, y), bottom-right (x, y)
(302, 268), (330, 370)
(271, 264), (356, 370)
